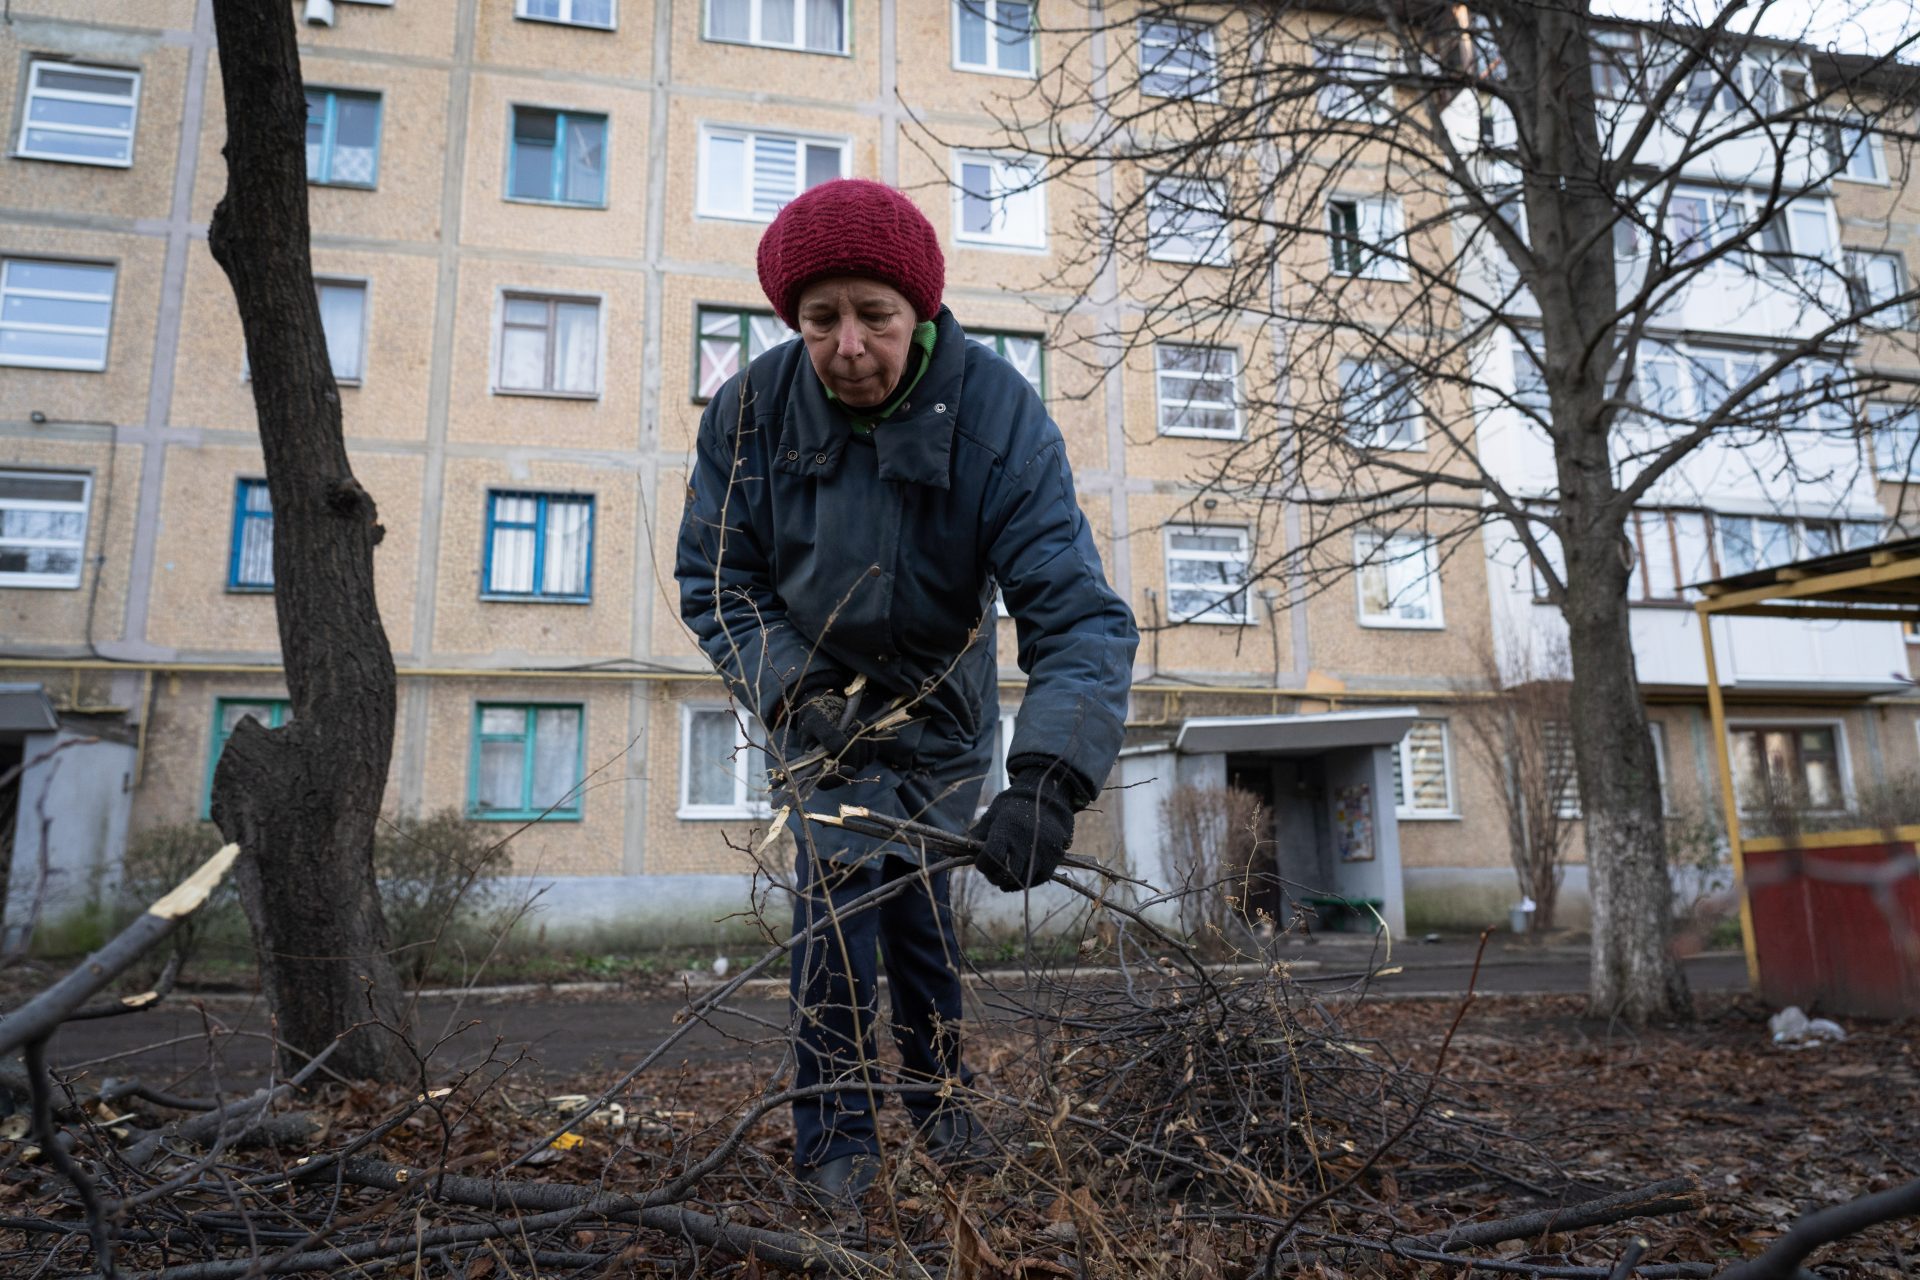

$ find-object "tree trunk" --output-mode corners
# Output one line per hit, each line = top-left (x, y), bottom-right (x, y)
(1560, 526), (1690, 1022)
(205, 0), (408, 1080)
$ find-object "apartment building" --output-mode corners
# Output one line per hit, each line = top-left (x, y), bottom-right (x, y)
(3, 1), (1918, 944)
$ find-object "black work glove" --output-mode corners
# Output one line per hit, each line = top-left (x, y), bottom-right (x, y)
(776, 671), (902, 791)
(968, 757), (1088, 891)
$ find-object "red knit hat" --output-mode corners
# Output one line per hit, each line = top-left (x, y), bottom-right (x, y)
(756, 179), (945, 329)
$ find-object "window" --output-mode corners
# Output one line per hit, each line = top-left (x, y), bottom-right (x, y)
(696, 307), (794, 400)
(1165, 527), (1250, 624)
(1663, 186), (1833, 277)
(1848, 250), (1910, 328)
(484, 491), (594, 601)
(1713, 513), (1872, 575)
(304, 88), (381, 188)
(1139, 18), (1215, 100)
(1730, 724), (1844, 813)
(1328, 197), (1406, 280)
(1356, 531), (1442, 627)
(976, 707), (1019, 811)
(17, 61), (140, 167)
(1147, 176), (1229, 265)
(704, 0), (847, 55)
(1629, 509), (1713, 602)
(1155, 343), (1239, 438)
(1393, 719), (1454, 818)
(680, 704), (772, 818)
(516, 0), (615, 28)
(203, 698), (290, 817)
(1543, 721), (1580, 819)
(970, 330), (1044, 396)
(953, 151), (1046, 249)
(1828, 119), (1887, 183)
(470, 704), (584, 820)
(1590, 29), (1641, 100)
(0, 470), (90, 589)
(508, 107), (606, 206)
(1870, 402), (1920, 479)
(1510, 334), (1550, 416)
(1340, 358), (1421, 450)
(954, 0), (1034, 76)
(496, 292), (600, 396)
(699, 126), (846, 222)
(228, 479), (273, 591)
(0, 257), (116, 371)
(1315, 41), (1391, 122)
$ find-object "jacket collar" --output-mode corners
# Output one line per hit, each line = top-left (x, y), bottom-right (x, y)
(776, 307), (967, 491)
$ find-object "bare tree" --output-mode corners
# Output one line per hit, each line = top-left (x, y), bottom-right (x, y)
(205, 0), (407, 1079)
(1453, 637), (1578, 932)
(941, 0), (1920, 1021)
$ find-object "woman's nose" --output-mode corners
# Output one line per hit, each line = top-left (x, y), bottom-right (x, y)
(836, 321), (863, 359)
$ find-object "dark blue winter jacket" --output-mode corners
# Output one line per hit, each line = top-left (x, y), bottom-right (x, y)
(675, 307), (1137, 856)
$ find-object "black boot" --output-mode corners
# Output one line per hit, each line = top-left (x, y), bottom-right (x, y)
(919, 1108), (991, 1168)
(797, 1152), (880, 1204)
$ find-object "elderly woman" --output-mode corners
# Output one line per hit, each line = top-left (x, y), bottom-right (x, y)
(675, 179), (1137, 1201)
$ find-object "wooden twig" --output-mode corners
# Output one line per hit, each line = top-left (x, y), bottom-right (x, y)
(1425, 1179), (1700, 1252)
(1711, 1175), (1920, 1280)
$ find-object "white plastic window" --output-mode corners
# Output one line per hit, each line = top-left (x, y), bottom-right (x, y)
(0, 257), (116, 371)
(954, 152), (1046, 249)
(700, 126), (847, 222)
(954, 1), (1034, 76)
(17, 62), (139, 167)
(1166, 527), (1251, 624)
(1155, 344), (1239, 438)
(1147, 176), (1230, 265)
(0, 470), (91, 589)
(1356, 531), (1442, 627)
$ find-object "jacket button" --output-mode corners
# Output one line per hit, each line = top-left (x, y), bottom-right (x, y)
(877, 654), (891, 664)
(786, 450), (799, 460)
(934, 402), (947, 414)
(814, 452), (828, 464)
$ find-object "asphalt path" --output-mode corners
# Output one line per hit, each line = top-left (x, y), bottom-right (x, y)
(40, 946), (1749, 1094)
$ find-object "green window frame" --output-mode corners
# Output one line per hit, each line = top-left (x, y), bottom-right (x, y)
(202, 697), (290, 818)
(693, 306), (795, 402)
(968, 329), (1045, 399)
(468, 702), (585, 821)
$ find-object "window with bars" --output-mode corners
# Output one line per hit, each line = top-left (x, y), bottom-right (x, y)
(1138, 18), (1215, 99)
(695, 307), (794, 401)
(305, 88), (381, 188)
(1355, 531), (1442, 628)
(953, 152), (1046, 249)
(203, 698), (290, 817)
(0, 257), (116, 371)
(0, 470), (91, 590)
(699, 126), (847, 222)
(1340, 358), (1421, 450)
(496, 292), (600, 396)
(1730, 723), (1845, 813)
(679, 704), (772, 818)
(1392, 719), (1453, 817)
(970, 330), (1044, 396)
(516, 0), (616, 29)
(704, 0), (847, 54)
(228, 479), (273, 591)
(954, 1), (1034, 76)
(1165, 527), (1250, 625)
(1147, 176), (1229, 265)
(508, 107), (606, 206)
(1155, 343), (1239, 438)
(1328, 196), (1406, 279)
(1315, 41), (1391, 122)
(18, 61), (140, 167)
(483, 491), (594, 601)
(470, 703), (584, 820)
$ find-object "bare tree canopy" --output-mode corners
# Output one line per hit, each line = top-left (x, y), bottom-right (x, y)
(931, 0), (1920, 1022)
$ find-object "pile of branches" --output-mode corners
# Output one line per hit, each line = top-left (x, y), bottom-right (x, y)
(0, 843), (1915, 1279)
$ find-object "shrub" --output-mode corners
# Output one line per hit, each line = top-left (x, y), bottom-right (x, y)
(373, 808), (513, 980)
(1160, 784), (1270, 958)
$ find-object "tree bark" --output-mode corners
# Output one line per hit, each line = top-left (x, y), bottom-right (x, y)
(205, 0), (408, 1079)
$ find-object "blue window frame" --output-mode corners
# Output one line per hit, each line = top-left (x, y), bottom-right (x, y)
(482, 490), (594, 601)
(507, 107), (607, 206)
(469, 703), (584, 821)
(203, 697), (290, 817)
(304, 88), (381, 188)
(228, 478), (273, 591)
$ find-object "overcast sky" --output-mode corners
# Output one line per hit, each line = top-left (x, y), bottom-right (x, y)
(1595, 0), (1918, 59)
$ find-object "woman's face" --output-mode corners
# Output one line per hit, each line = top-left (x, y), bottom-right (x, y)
(795, 276), (917, 409)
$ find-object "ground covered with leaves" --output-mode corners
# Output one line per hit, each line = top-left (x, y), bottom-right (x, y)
(3, 978), (1913, 1279)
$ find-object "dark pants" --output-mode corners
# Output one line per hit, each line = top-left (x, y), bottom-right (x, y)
(789, 851), (972, 1168)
